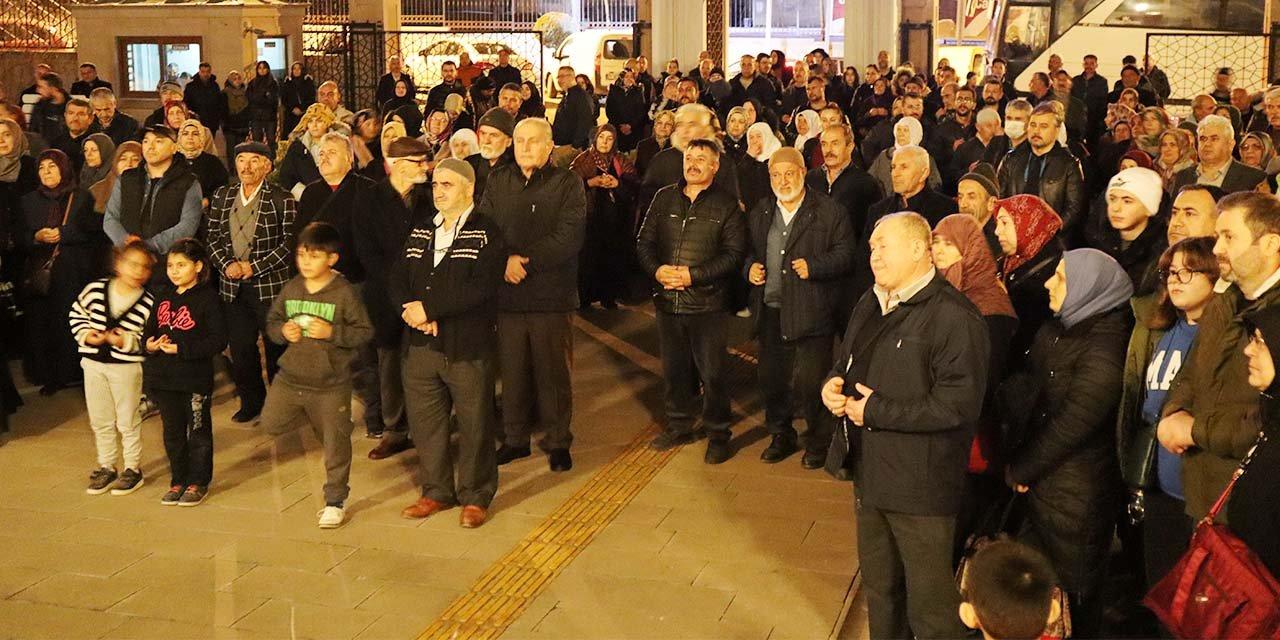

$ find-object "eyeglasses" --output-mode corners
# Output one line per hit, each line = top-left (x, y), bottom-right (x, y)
(1159, 267), (1203, 284)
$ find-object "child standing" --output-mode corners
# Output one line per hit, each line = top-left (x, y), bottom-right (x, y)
(143, 239), (228, 507)
(261, 222), (372, 528)
(69, 241), (156, 495)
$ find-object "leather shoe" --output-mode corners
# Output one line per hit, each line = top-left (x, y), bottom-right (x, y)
(401, 496), (449, 519)
(459, 505), (488, 528)
(704, 439), (733, 465)
(801, 449), (827, 470)
(650, 430), (699, 451)
(496, 444), (531, 465)
(760, 433), (799, 463)
(548, 448), (572, 472)
(231, 406), (260, 423)
(368, 436), (415, 460)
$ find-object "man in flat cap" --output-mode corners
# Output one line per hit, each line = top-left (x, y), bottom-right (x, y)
(468, 107), (516, 198)
(104, 125), (203, 261)
(205, 140), (297, 422)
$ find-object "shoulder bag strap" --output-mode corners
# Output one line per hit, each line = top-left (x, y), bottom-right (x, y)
(1204, 426), (1268, 524)
(45, 193), (74, 266)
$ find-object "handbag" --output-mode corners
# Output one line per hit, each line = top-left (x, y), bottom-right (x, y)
(1143, 432), (1280, 639)
(21, 193), (73, 297)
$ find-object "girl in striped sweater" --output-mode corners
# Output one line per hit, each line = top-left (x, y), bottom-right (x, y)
(68, 241), (157, 496)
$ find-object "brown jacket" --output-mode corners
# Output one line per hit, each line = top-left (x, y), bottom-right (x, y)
(1163, 282), (1280, 521)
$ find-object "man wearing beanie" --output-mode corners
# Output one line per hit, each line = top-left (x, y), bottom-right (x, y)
(104, 124), (202, 262)
(1085, 166), (1168, 295)
(391, 157), (505, 527)
(205, 140), (297, 422)
(359, 136), (434, 457)
(468, 107), (515, 197)
(745, 147), (853, 468)
(956, 162), (1003, 260)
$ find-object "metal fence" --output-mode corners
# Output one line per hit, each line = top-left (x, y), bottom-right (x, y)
(304, 23), (546, 112)
(399, 0), (634, 29)
(0, 0), (77, 50)
(1147, 33), (1271, 105)
(305, 0), (350, 24)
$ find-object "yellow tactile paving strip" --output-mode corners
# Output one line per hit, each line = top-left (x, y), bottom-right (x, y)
(417, 422), (677, 640)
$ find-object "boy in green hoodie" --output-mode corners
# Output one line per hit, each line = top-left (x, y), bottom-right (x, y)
(262, 221), (374, 529)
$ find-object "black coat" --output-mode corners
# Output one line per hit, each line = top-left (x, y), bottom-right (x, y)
(636, 182), (746, 315)
(281, 75), (317, 135)
(277, 139), (322, 193)
(634, 136), (668, 180)
(727, 74), (778, 113)
(354, 180), (433, 346)
(1005, 308), (1129, 592)
(488, 64), (523, 92)
(1169, 160), (1268, 195)
(824, 272), (991, 516)
(744, 191), (854, 339)
(605, 84), (648, 151)
(245, 76), (279, 124)
(853, 188), (958, 296)
(1004, 239), (1063, 373)
(997, 143), (1086, 242)
(377, 72), (416, 108)
(296, 172), (375, 283)
(180, 153), (229, 207)
(1229, 397), (1280, 579)
(1084, 217), (1167, 297)
(183, 75), (224, 131)
(947, 135), (1009, 193)
(101, 113), (141, 147)
(552, 86), (595, 149)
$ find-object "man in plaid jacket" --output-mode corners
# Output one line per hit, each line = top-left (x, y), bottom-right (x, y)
(205, 141), (297, 422)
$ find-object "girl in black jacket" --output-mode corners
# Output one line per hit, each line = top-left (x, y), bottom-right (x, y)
(1005, 248), (1133, 638)
(245, 61), (280, 150)
(143, 239), (228, 507)
(280, 62), (316, 136)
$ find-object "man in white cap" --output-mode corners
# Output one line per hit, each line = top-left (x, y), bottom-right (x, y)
(1085, 166), (1168, 295)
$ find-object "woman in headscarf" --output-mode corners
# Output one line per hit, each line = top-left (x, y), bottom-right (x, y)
(365, 119), (406, 182)
(448, 128), (480, 163)
(867, 115), (942, 196)
(468, 75), (495, 119)
(1135, 106), (1170, 157)
(163, 101), (190, 132)
(854, 76), (894, 140)
(222, 69), (251, 167)
(281, 62), (317, 136)
(1004, 248), (1132, 638)
(723, 106), (749, 160)
(381, 77), (415, 116)
(444, 92), (474, 133)
(571, 124), (637, 310)
(351, 108), (380, 171)
(419, 109), (453, 162)
(1095, 117), (1136, 189)
(520, 81), (545, 118)
(1231, 305), (1280, 579)
(636, 109), (674, 179)
(738, 122), (781, 218)
(994, 194), (1065, 371)
(176, 119), (228, 209)
(245, 60), (280, 147)
(1238, 130), (1278, 193)
(0, 117), (33, 429)
(278, 103), (336, 198)
(1154, 128), (1195, 191)
(89, 141), (141, 215)
(78, 133), (114, 195)
(16, 149), (103, 395)
(386, 103), (423, 139)
(790, 109), (820, 152)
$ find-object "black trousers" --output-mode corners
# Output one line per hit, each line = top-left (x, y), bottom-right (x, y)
(655, 310), (731, 439)
(402, 345), (498, 507)
(224, 286), (283, 411)
(856, 495), (967, 640)
(1142, 490), (1193, 590)
(498, 312), (574, 451)
(152, 389), (214, 487)
(757, 306), (833, 452)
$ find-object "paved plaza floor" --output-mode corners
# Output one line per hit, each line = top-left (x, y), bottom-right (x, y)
(0, 305), (866, 639)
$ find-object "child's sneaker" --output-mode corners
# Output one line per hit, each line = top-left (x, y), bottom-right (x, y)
(110, 468), (145, 495)
(136, 395), (159, 421)
(178, 485), (207, 507)
(317, 505), (345, 529)
(86, 467), (117, 495)
(160, 485), (184, 505)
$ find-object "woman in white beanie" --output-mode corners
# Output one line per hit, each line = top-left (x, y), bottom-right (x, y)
(867, 115), (941, 196)
(1084, 166), (1169, 295)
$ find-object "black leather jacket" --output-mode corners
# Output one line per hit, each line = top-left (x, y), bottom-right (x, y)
(636, 181), (746, 315)
(997, 142), (1086, 241)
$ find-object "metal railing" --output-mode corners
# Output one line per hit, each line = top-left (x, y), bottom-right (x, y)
(727, 0), (824, 38)
(305, 0), (351, 24)
(398, 0), (634, 29)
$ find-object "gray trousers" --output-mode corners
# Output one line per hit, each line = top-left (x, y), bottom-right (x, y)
(498, 312), (574, 450)
(260, 379), (355, 505)
(376, 345), (408, 441)
(856, 494), (966, 640)
(402, 345), (498, 507)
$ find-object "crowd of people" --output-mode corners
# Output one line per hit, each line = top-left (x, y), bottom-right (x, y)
(0, 43), (1278, 639)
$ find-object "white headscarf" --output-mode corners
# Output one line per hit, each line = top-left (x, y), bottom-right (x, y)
(748, 122), (781, 163)
(893, 116), (923, 152)
(793, 110), (821, 150)
(449, 128), (479, 158)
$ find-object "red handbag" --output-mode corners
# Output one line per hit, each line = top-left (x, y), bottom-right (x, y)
(1143, 434), (1280, 640)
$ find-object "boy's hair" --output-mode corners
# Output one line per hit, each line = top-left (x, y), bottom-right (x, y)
(964, 541), (1057, 640)
(167, 237), (213, 285)
(297, 222), (342, 255)
(115, 239), (157, 268)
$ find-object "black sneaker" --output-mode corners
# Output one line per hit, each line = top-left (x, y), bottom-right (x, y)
(704, 439), (733, 465)
(178, 485), (207, 506)
(110, 468), (145, 495)
(86, 467), (117, 495)
(649, 430), (699, 452)
(160, 485), (184, 505)
(495, 444), (531, 465)
(231, 407), (260, 423)
(801, 449), (827, 470)
(760, 433), (799, 463)
(548, 448), (573, 472)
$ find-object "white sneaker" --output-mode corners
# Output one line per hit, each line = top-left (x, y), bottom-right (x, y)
(317, 506), (345, 529)
(735, 308), (752, 318)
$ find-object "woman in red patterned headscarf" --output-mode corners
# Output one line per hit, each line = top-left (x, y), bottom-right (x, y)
(993, 194), (1064, 371)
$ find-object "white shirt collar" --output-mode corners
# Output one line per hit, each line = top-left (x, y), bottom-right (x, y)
(1247, 266), (1280, 301)
(239, 182), (264, 207)
(431, 205), (474, 266)
(873, 267), (936, 315)
(777, 196), (803, 225)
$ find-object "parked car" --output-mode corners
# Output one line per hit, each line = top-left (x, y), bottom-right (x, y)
(544, 29), (632, 98)
(411, 37), (540, 89)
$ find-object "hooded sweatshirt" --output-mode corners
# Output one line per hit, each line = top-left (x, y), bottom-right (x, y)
(143, 282), (228, 394)
(265, 272), (373, 389)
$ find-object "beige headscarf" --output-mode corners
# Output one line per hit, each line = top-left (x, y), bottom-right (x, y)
(288, 102), (337, 142)
(380, 120), (407, 158)
(178, 118), (215, 159)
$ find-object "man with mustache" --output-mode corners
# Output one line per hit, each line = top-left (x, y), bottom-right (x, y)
(997, 102), (1085, 244)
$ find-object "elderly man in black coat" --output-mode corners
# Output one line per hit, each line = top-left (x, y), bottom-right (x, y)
(822, 211), (990, 640)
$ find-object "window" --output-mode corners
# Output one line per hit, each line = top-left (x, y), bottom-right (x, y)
(999, 5), (1050, 65)
(117, 37), (202, 97)
(1104, 0), (1265, 31)
(602, 38), (631, 60)
(1052, 0), (1106, 39)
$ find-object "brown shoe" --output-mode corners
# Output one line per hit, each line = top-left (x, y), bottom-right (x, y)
(369, 436), (415, 460)
(401, 497), (449, 519)
(459, 505), (488, 528)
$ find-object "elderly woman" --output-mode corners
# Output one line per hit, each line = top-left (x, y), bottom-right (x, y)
(868, 115), (942, 196)
(78, 133), (114, 194)
(1238, 131), (1278, 193)
(790, 109), (820, 152)
(737, 121), (782, 221)
(176, 119), (228, 208)
(448, 128), (480, 163)
(571, 124), (637, 309)
(419, 109), (453, 162)
(162, 101), (190, 132)
(278, 103), (336, 198)
(636, 109), (674, 179)
(724, 106), (749, 159)
(1155, 128), (1195, 191)
(0, 118), (37, 254)
(1231, 305), (1280, 580)
(89, 141), (141, 215)
(363, 119), (407, 182)
(1135, 107), (1170, 157)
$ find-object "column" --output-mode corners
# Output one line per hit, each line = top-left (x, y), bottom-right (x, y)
(649, 0), (710, 71)
(844, 0), (900, 69)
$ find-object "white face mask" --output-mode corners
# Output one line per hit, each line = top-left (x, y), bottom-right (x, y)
(1005, 120), (1026, 139)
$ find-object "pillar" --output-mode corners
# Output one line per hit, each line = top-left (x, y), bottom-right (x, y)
(650, 0), (715, 70)
(844, 1), (900, 69)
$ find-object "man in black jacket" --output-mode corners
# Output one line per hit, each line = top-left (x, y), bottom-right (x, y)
(89, 88), (140, 146)
(391, 158), (505, 528)
(551, 66), (595, 150)
(69, 63), (111, 97)
(481, 118), (586, 472)
(488, 49), (523, 91)
(807, 124), (881, 326)
(946, 107), (1007, 193)
(1072, 54), (1109, 141)
(467, 107), (515, 199)
(359, 137), (434, 458)
(821, 212), (990, 640)
(1170, 114), (1267, 195)
(997, 102), (1085, 243)
(49, 98), (100, 173)
(426, 62), (465, 112)
(727, 54), (778, 115)
(605, 69), (648, 152)
(637, 138), (746, 464)
(183, 63), (223, 136)
(747, 147), (852, 468)
(376, 56), (416, 108)
(928, 84), (976, 177)
(641, 103), (741, 215)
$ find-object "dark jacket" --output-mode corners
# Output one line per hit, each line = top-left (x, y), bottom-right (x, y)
(426, 80), (465, 113)
(552, 86), (595, 149)
(1085, 217), (1167, 297)
(17, 187), (104, 291)
(947, 135), (1009, 193)
(183, 74), (224, 131)
(605, 84), (649, 148)
(377, 72), (416, 108)
(1117, 294), (1161, 487)
(636, 181), (746, 315)
(278, 138), (322, 192)
(70, 78), (111, 97)
(1004, 239), (1063, 373)
(640, 145), (742, 214)
(1228, 394), (1280, 578)
(180, 153), (229, 207)
(727, 74), (778, 112)
(100, 113), (140, 147)
(388, 210), (506, 362)
(1169, 160), (1268, 195)
(245, 75), (279, 125)
(142, 282), (229, 395)
(997, 142), (1086, 241)
(744, 191), (853, 338)
(465, 151), (512, 201)
(280, 74), (317, 133)
(1005, 308), (1129, 592)
(824, 272), (991, 516)
(488, 64), (523, 92)
(635, 136), (669, 180)
(478, 163), (587, 312)
(114, 161), (198, 241)
(354, 179), (432, 346)
(296, 172), (376, 282)
(853, 188), (958, 296)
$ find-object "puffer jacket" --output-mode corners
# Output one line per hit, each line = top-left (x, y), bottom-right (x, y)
(1116, 294), (1162, 487)
(636, 181), (746, 315)
(997, 143), (1086, 242)
(1005, 307), (1130, 592)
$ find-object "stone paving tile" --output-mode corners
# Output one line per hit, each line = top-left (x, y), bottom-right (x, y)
(9, 573), (146, 612)
(108, 555), (255, 591)
(0, 565), (52, 599)
(107, 585), (268, 627)
(225, 565), (382, 608)
(331, 547), (493, 591)
(103, 617), (282, 640)
(230, 598), (382, 640)
(0, 599), (129, 640)
(0, 535), (150, 577)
